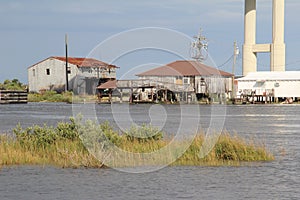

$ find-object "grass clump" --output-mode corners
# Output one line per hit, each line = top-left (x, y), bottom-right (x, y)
(125, 124), (163, 142)
(174, 133), (273, 166)
(28, 91), (97, 103)
(0, 118), (102, 168)
(0, 119), (274, 169)
(28, 91), (73, 103)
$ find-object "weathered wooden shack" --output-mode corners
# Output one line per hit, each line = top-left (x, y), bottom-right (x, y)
(97, 61), (233, 103)
(97, 79), (195, 103)
(136, 60), (233, 102)
(28, 56), (118, 95)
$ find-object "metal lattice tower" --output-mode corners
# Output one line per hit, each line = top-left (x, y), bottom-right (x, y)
(190, 29), (208, 62)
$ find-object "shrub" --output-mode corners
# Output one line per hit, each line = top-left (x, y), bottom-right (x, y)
(0, 79), (26, 90)
(13, 117), (79, 148)
(77, 120), (123, 152)
(99, 121), (122, 145)
(14, 124), (58, 148)
(124, 124), (163, 142)
(56, 117), (79, 140)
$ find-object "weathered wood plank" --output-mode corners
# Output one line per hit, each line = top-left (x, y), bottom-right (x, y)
(0, 90), (28, 104)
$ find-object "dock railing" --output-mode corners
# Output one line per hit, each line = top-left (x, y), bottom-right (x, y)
(0, 90), (28, 104)
(116, 79), (194, 92)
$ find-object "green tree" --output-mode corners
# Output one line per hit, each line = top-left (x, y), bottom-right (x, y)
(0, 79), (26, 90)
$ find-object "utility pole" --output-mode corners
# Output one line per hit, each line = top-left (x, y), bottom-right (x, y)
(65, 34), (69, 92)
(232, 41), (239, 102)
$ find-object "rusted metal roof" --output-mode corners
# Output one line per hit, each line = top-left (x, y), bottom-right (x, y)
(136, 60), (233, 77)
(53, 56), (118, 68)
(97, 80), (117, 89)
(28, 56), (119, 69)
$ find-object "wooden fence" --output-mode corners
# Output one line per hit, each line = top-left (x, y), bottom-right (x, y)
(0, 90), (28, 104)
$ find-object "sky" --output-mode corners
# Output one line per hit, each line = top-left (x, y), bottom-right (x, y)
(0, 0), (299, 83)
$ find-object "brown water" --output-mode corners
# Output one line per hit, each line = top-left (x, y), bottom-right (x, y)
(0, 103), (299, 199)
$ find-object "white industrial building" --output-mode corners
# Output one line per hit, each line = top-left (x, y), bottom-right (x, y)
(28, 56), (118, 94)
(237, 71), (300, 100)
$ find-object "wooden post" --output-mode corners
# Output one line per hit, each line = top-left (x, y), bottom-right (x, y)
(232, 41), (238, 101)
(151, 88), (154, 102)
(165, 89), (168, 102)
(130, 88), (133, 103)
(109, 91), (112, 103)
(65, 34), (69, 91)
(120, 89), (123, 103)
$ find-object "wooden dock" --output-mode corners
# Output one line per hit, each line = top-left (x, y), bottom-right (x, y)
(233, 89), (275, 104)
(0, 90), (28, 104)
(116, 79), (194, 92)
(117, 79), (194, 103)
(97, 79), (196, 103)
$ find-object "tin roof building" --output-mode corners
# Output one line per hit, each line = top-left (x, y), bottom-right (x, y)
(237, 71), (300, 98)
(28, 56), (118, 94)
(137, 60), (233, 95)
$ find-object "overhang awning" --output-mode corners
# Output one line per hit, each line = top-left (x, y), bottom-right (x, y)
(97, 80), (117, 89)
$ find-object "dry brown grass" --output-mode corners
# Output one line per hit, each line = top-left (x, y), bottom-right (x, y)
(0, 121), (274, 169)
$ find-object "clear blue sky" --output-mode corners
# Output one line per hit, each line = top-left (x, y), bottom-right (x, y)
(1, 0), (299, 83)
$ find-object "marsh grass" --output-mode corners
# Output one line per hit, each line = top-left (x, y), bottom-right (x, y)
(28, 91), (73, 103)
(28, 91), (97, 103)
(0, 135), (102, 168)
(173, 133), (274, 166)
(0, 119), (274, 169)
(108, 133), (274, 168)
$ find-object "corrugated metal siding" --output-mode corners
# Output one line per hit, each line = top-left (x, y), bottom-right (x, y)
(238, 80), (300, 97)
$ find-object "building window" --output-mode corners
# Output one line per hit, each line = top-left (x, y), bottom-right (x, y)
(46, 68), (50, 75)
(33, 69), (35, 77)
(176, 76), (183, 85)
(183, 77), (190, 84)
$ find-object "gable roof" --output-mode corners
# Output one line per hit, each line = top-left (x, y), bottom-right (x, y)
(28, 56), (118, 69)
(136, 60), (232, 77)
(52, 56), (118, 68)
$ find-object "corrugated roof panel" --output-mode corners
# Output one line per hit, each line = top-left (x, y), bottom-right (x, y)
(28, 56), (119, 69)
(53, 56), (118, 68)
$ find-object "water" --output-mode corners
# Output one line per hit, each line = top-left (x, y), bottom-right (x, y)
(0, 103), (299, 199)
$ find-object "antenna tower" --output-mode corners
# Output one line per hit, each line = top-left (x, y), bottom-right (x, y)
(190, 29), (208, 62)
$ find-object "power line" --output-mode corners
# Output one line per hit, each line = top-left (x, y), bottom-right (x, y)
(217, 54), (234, 69)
